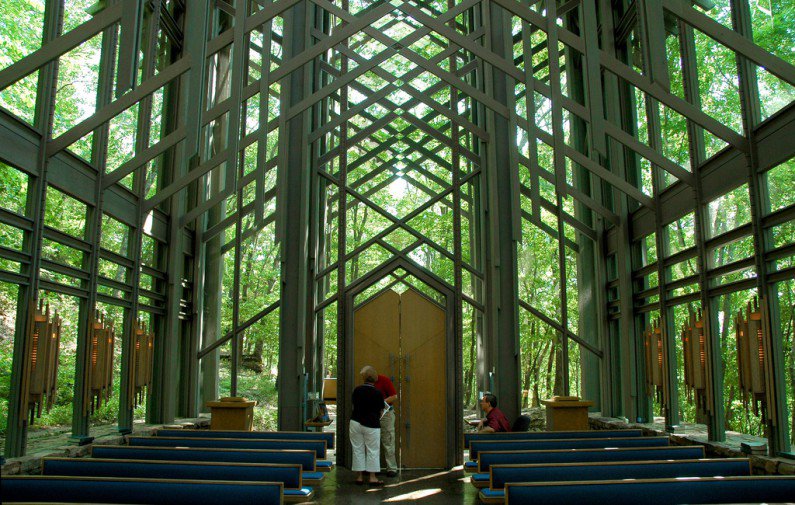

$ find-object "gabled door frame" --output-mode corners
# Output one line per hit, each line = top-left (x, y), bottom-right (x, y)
(338, 257), (459, 469)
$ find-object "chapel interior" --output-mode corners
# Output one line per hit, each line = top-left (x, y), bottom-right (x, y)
(0, 0), (794, 503)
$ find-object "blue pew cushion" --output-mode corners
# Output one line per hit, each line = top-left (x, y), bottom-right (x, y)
(302, 471), (324, 482)
(478, 487), (505, 504)
(470, 472), (490, 489)
(284, 486), (314, 502)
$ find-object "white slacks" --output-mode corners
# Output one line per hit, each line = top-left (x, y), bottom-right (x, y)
(350, 419), (381, 473)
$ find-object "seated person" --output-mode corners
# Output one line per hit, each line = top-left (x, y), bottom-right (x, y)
(476, 393), (511, 432)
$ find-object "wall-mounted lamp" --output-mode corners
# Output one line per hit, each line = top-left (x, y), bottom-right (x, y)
(128, 319), (154, 408)
(25, 301), (61, 424)
(735, 296), (769, 420)
(643, 318), (663, 399)
(85, 311), (115, 414)
(682, 308), (708, 417)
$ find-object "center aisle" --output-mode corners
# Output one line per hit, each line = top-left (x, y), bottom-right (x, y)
(315, 406), (477, 503)
(311, 467), (478, 504)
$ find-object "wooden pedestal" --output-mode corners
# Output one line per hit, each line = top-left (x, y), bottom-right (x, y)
(207, 398), (256, 430)
(541, 396), (594, 431)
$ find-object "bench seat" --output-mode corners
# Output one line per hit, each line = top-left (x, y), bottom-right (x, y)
(468, 436), (668, 460)
(156, 429), (335, 450)
(475, 445), (705, 472)
(92, 445), (318, 472)
(284, 487), (314, 503)
(316, 460), (334, 471)
(302, 471), (325, 483)
(1, 475), (284, 505)
(464, 429), (643, 449)
(474, 458), (751, 501)
(504, 476), (795, 505)
(128, 436), (328, 459)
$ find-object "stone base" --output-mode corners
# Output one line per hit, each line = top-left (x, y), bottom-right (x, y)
(589, 415), (795, 475)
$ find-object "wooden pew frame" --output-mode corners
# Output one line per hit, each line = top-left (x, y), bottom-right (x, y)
(468, 436), (669, 460)
(92, 445), (320, 473)
(473, 445), (706, 473)
(503, 475), (795, 505)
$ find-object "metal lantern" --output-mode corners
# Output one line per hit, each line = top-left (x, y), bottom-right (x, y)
(25, 301), (61, 424)
(735, 296), (768, 419)
(682, 308), (708, 416)
(644, 318), (663, 398)
(85, 311), (115, 414)
(129, 319), (154, 408)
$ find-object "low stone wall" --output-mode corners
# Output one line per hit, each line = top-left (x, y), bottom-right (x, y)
(589, 415), (795, 476)
(1, 417), (210, 476)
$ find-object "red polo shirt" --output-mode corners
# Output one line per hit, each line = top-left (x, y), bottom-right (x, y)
(486, 407), (511, 432)
(374, 374), (397, 399)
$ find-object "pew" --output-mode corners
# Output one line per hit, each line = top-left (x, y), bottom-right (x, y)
(468, 436), (668, 460)
(91, 445), (323, 479)
(155, 428), (335, 450)
(473, 445), (706, 472)
(474, 458), (751, 502)
(504, 475), (795, 505)
(1, 475), (284, 505)
(127, 436), (328, 460)
(464, 429), (643, 449)
(131, 435), (332, 472)
(43, 458), (314, 502)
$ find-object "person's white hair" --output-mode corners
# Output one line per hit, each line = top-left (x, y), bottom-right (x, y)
(360, 365), (377, 382)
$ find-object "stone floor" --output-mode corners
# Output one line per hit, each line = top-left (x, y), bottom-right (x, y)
(309, 466), (478, 504)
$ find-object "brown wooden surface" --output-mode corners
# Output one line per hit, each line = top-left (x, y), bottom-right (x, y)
(399, 288), (446, 468)
(206, 400), (256, 430)
(540, 398), (594, 431)
(353, 288), (446, 468)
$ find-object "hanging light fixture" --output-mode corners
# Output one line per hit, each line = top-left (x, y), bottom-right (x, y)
(128, 318), (154, 408)
(84, 311), (115, 414)
(682, 308), (708, 417)
(25, 301), (61, 424)
(735, 296), (768, 420)
(644, 318), (663, 401)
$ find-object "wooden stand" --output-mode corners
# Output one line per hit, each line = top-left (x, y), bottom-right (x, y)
(541, 396), (594, 431)
(304, 419), (333, 432)
(207, 397), (256, 430)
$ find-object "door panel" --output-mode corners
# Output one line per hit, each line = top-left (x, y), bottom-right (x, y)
(353, 290), (399, 386)
(353, 287), (446, 468)
(399, 289), (446, 468)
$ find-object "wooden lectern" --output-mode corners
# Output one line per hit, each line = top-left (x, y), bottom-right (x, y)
(541, 396), (594, 431)
(207, 397), (256, 430)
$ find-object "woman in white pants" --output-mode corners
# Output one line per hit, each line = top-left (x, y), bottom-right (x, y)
(350, 365), (385, 486)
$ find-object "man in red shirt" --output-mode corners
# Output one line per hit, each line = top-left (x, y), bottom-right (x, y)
(477, 393), (511, 432)
(373, 372), (398, 477)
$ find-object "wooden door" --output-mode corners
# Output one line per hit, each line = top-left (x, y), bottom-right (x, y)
(398, 288), (446, 468)
(353, 288), (446, 468)
(353, 289), (400, 391)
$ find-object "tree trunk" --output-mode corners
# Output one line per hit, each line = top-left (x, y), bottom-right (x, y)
(465, 316), (476, 407)
(545, 334), (555, 396)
